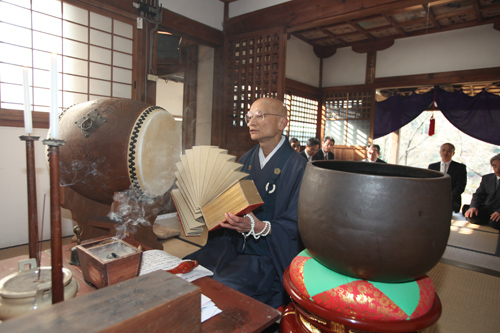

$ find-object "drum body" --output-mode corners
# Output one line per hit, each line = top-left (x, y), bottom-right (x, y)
(58, 98), (180, 205)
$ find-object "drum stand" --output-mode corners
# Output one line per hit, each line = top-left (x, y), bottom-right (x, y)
(43, 138), (65, 304)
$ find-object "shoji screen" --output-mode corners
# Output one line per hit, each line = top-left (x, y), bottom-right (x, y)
(0, 0), (134, 113)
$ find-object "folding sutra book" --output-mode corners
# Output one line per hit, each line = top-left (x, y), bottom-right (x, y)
(171, 146), (264, 236)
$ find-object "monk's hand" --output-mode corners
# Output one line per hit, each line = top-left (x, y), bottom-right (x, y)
(220, 212), (252, 233)
(491, 211), (500, 222)
(220, 212), (266, 234)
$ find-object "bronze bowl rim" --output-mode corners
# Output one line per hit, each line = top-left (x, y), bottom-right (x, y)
(309, 160), (449, 181)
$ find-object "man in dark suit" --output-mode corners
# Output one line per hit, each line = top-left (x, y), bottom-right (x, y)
(300, 138), (320, 162)
(313, 136), (335, 161)
(463, 153), (500, 229)
(362, 144), (386, 163)
(428, 143), (467, 213)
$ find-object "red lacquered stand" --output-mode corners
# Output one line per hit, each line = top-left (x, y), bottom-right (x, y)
(281, 267), (442, 333)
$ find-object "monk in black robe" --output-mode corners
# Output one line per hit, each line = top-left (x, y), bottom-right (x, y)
(185, 97), (307, 308)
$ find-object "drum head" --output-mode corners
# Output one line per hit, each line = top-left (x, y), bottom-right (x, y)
(129, 107), (180, 198)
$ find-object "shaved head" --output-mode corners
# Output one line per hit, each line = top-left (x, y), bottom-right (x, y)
(253, 97), (287, 117)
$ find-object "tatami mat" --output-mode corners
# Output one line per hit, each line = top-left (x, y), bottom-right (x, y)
(441, 213), (500, 272)
(447, 226), (498, 254)
(425, 262), (500, 333)
(155, 213), (207, 259)
(442, 246), (500, 272)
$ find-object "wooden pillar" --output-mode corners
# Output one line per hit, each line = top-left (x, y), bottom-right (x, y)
(182, 44), (198, 152)
(366, 51), (377, 142)
(388, 130), (400, 164)
(317, 58), (324, 140)
(211, 46), (225, 147)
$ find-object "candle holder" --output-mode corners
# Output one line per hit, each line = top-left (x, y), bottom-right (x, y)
(42, 138), (65, 304)
(19, 135), (40, 261)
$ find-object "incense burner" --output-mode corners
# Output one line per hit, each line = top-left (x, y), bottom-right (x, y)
(0, 259), (78, 320)
(76, 237), (142, 289)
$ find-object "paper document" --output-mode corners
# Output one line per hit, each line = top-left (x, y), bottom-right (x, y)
(139, 249), (213, 282)
(201, 294), (222, 322)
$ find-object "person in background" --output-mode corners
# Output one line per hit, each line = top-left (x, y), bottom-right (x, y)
(185, 97), (307, 308)
(290, 137), (301, 152)
(313, 136), (335, 161)
(463, 153), (500, 229)
(428, 143), (467, 213)
(362, 144), (387, 163)
(300, 138), (320, 162)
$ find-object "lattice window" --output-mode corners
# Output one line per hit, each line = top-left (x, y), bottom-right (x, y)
(225, 29), (284, 128)
(0, 0), (134, 113)
(325, 91), (372, 146)
(284, 94), (318, 144)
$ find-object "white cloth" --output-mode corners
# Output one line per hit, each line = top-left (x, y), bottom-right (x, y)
(258, 135), (285, 169)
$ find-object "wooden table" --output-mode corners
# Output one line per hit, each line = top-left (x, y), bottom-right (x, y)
(0, 237), (280, 332)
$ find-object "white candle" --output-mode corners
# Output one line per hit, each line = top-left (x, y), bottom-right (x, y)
(22, 67), (32, 134)
(50, 53), (59, 139)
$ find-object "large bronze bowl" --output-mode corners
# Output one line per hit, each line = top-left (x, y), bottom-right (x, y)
(298, 161), (451, 283)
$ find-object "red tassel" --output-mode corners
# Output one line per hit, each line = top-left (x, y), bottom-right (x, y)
(429, 116), (435, 136)
(429, 89), (436, 136)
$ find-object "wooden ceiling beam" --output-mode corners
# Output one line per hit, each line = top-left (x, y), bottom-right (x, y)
(311, 23), (399, 43)
(382, 14), (408, 36)
(373, 67), (500, 88)
(472, 0), (483, 22)
(400, 16), (499, 37)
(311, 14), (498, 50)
(225, 0), (440, 36)
(346, 20), (375, 40)
(317, 28), (349, 46)
(422, 3), (441, 29)
(434, 7), (475, 21)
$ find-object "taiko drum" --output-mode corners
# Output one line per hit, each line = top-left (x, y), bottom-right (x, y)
(58, 98), (180, 205)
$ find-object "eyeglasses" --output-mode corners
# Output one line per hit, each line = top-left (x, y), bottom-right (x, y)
(244, 111), (283, 124)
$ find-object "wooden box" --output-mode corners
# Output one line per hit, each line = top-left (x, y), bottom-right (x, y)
(0, 271), (201, 332)
(76, 237), (142, 288)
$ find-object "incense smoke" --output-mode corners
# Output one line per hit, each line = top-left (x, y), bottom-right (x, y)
(108, 186), (160, 239)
